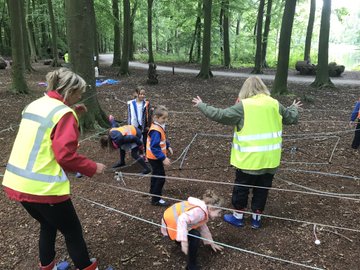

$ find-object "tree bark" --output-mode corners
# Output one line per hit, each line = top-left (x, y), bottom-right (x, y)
(304, 0), (315, 62)
(112, 0), (121, 66)
(189, 1), (202, 63)
(20, 0), (32, 71)
(129, 0), (138, 61)
(120, 0), (130, 75)
(311, 0), (333, 88)
(65, 0), (109, 129)
(197, 0), (213, 79)
(252, 0), (265, 74)
(7, 0), (29, 93)
(89, 1), (99, 68)
(147, 0), (154, 63)
(261, 0), (272, 68)
(47, 0), (59, 67)
(272, 0), (297, 95)
(26, 0), (38, 62)
(222, 0), (230, 68)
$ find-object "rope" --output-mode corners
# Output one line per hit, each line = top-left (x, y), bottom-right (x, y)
(75, 195), (324, 270)
(0, 124), (17, 134)
(85, 179), (360, 233)
(117, 172), (360, 201)
(282, 168), (360, 181)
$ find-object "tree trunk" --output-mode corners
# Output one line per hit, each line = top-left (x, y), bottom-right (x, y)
(252, 0), (265, 74)
(40, 0), (48, 57)
(311, 0), (333, 88)
(272, 0), (297, 95)
(129, 0), (138, 61)
(197, 0), (213, 79)
(261, 0), (272, 68)
(65, 0), (109, 129)
(26, 0), (38, 62)
(189, 16), (201, 63)
(89, 1), (99, 68)
(112, 0), (121, 66)
(222, 0), (230, 68)
(7, 0), (29, 93)
(20, 0), (32, 71)
(120, 0), (130, 75)
(219, 5), (224, 65)
(47, 0), (59, 67)
(304, 0), (315, 62)
(196, 17), (201, 63)
(147, 0), (154, 63)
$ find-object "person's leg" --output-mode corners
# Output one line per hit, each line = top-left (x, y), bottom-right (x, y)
(351, 121), (360, 149)
(148, 159), (166, 203)
(251, 173), (274, 212)
(232, 169), (253, 210)
(21, 202), (57, 266)
(131, 147), (150, 173)
(187, 229), (201, 270)
(34, 199), (92, 269)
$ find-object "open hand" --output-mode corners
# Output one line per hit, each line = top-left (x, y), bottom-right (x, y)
(163, 157), (171, 166)
(292, 100), (303, 109)
(74, 104), (88, 117)
(95, 163), (106, 174)
(192, 96), (203, 107)
(210, 243), (224, 252)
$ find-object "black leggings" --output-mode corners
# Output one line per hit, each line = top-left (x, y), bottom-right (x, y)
(232, 169), (274, 212)
(351, 120), (360, 149)
(148, 159), (166, 202)
(21, 199), (91, 269)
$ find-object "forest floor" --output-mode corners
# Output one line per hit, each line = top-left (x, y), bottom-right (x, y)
(0, 62), (360, 270)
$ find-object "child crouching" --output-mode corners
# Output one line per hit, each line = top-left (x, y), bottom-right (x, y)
(161, 190), (224, 270)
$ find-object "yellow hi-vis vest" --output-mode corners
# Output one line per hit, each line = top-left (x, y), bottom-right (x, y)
(2, 95), (78, 196)
(163, 201), (208, 240)
(230, 94), (282, 170)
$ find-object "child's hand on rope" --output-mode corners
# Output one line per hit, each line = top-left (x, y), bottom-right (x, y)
(74, 104), (88, 117)
(181, 241), (188, 255)
(95, 163), (106, 174)
(163, 157), (171, 166)
(192, 96), (203, 107)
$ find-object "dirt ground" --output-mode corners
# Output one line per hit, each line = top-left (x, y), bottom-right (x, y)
(0, 63), (360, 270)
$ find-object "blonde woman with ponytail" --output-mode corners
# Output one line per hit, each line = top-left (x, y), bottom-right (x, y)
(3, 68), (106, 270)
(192, 76), (302, 230)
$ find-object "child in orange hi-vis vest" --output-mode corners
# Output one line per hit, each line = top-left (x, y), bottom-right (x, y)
(161, 190), (224, 270)
(146, 106), (173, 206)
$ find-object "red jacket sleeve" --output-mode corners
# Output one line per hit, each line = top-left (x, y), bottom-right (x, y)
(51, 112), (97, 177)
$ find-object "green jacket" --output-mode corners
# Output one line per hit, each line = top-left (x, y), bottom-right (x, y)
(197, 98), (299, 175)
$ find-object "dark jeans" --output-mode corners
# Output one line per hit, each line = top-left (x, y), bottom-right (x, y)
(21, 199), (91, 269)
(351, 120), (360, 149)
(148, 159), (165, 202)
(120, 147), (149, 170)
(232, 169), (274, 212)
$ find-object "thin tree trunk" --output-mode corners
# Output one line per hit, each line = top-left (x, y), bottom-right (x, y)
(65, 0), (109, 129)
(197, 0), (213, 79)
(189, 16), (201, 63)
(272, 0), (297, 95)
(129, 0), (138, 61)
(252, 0), (265, 74)
(304, 0), (316, 62)
(7, 0), (29, 93)
(26, 0), (37, 62)
(47, 0), (59, 67)
(20, 0), (32, 71)
(196, 18), (201, 62)
(222, 0), (230, 68)
(89, 1), (99, 68)
(112, 0), (121, 66)
(219, 5), (224, 65)
(261, 0), (272, 68)
(311, 0), (333, 88)
(120, 0), (130, 75)
(147, 0), (154, 63)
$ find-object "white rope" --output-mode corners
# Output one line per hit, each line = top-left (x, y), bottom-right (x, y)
(118, 172), (360, 201)
(0, 124), (17, 134)
(79, 128), (108, 143)
(328, 136), (341, 163)
(179, 133), (198, 169)
(85, 179), (360, 234)
(75, 195), (324, 270)
(282, 168), (360, 181)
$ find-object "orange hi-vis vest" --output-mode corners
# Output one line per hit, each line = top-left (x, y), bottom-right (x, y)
(146, 123), (166, 160)
(110, 125), (137, 136)
(163, 201), (208, 240)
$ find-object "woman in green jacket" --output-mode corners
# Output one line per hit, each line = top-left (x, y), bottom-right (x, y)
(192, 76), (302, 229)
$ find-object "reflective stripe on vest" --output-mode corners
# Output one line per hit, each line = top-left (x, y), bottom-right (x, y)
(163, 201), (207, 240)
(146, 124), (167, 160)
(110, 125), (137, 136)
(2, 96), (77, 195)
(230, 94), (282, 170)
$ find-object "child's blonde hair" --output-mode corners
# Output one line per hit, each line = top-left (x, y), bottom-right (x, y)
(203, 190), (223, 207)
(238, 76), (270, 100)
(153, 105), (168, 119)
(46, 68), (87, 101)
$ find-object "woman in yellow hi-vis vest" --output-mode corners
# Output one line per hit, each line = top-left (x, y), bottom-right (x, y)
(192, 76), (302, 229)
(2, 68), (106, 270)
